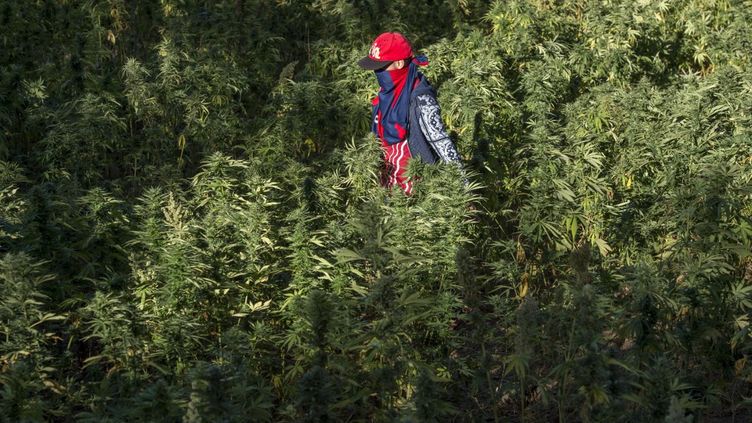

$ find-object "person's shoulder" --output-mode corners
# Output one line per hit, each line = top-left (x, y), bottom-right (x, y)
(412, 76), (434, 94)
(417, 73), (433, 87)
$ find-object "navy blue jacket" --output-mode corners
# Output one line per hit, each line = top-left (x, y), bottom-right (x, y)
(407, 79), (462, 165)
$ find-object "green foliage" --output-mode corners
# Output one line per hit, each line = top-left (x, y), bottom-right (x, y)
(1, 0), (752, 421)
(0, 254), (63, 422)
(0, 161), (28, 249)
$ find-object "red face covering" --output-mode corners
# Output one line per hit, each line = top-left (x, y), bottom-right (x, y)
(372, 56), (428, 145)
(386, 66), (409, 107)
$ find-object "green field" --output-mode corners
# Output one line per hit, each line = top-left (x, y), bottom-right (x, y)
(1, 1), (751, 421)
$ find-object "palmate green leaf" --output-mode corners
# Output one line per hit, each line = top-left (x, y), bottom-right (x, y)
(231, 299), (272, 318)
(333, 248), (364, 265)
(503, 353), (530, 378)
(731, 282), (752, 310)
(594, 238), (612, 257)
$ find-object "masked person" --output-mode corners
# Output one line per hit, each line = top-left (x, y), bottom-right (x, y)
(358, 32), (462, 195)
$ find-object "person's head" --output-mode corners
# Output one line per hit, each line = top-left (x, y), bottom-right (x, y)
(357, 32), (413, 72)
(383, 59), (406, 71)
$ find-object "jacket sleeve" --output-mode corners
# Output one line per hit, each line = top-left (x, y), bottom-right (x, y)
(414, 92), (462, 164)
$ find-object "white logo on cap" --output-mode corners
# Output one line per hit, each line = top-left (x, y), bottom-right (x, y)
(370, 43), (381, 59)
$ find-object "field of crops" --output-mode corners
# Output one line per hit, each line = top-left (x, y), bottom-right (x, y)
(1, 1), (751, 421)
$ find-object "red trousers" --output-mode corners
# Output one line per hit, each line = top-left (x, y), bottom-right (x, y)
(382, 140), (413, 194)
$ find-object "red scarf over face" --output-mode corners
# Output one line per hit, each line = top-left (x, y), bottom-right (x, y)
(386, 66), (409, 107)
(372, 57), (426, 144)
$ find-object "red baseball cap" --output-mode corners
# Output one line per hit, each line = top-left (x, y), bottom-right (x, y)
(357, 32), (413, 70)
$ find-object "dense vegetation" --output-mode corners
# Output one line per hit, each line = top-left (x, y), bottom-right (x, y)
(1, 0), (751, 421)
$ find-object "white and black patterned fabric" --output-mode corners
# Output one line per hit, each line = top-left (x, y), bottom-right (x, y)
(415, 94), (462, 163)
(407, 81), (462, 166)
